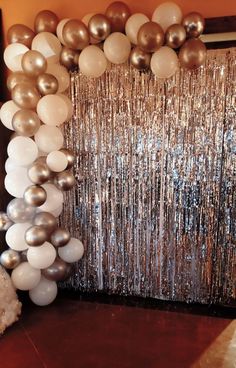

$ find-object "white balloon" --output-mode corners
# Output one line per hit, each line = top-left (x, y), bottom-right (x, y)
(152, 2), (183, 32)
(11, 262), (41, 291)
(56, 18), (70, 45)
(46, 64), (70, 93)
(150, 46), (179, 78)
(7, 137), (38, 166)
(0, 100), (20, 130)
(29, 276), (57, 306)
(58, 237), (84, 263)
(104, 33), (131, 64)
(6, 222), (31, 251)
(27, 242), (56, 269)
(48, 203), (63, 217)
(5, 167), (32, 197)
(125, 13), (149, 45)
(32, 32), (62, 64)
(34, 125), (64, 153)
(5, 157), (20, 173)
(39, 183), (64, 212)
(4, 43), (29, 72)
(37, 94), (68, 126)
(57, 94), (73, 121)
(46, 151), (68, 172)
(79, 46), (107, 78)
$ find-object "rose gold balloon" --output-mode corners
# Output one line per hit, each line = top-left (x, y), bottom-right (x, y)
(165, 24), (186, 49)
(28, 162), (51, 185)
(24, 185), (47, 207)
(12, 83), (41, 109)
(60, 47), (79, 70)
(34, 10), (59, 34)
(51, 227), (70, 247)
(42, 257), (72, 281)
(60, 148), (75, 169)
(62, 19), (90, 50)
(55, 171), (75, 191)
(105, 1), (131, 32)
(33, 211), (57, 235)
(137, 21), (164, 53)
(88, 14), (111, 41)
(182, 12), (205, 38)
(37, 73), (58, 95)
(12, 109), (40, 137)
(7, 24), (35, 48)
(130, 46), (151, 70)
(25, 225), (48, 246)
(22, 50), (47, 77)
(0, 249), (21, 270)
(7, 72), (35, 92)
(179, 38), (207, 70)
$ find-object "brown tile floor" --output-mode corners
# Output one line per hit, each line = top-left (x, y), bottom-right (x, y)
(1, 297), (236, 368)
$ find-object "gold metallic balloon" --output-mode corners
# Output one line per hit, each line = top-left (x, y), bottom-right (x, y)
(22, 50), (47, 77)
(28, 162), (51, 185)
(60, 47), (79, 70)
(33, 211), (57, 235)
(7, 24), (35, 48)
(130, 46), (151, 70)
(182, 12), (205, 38)
(62, 19), (90, 50)
(20, 249), (28, 262)
(137, 21), (164, 53)
(34, 10), (59, 34)
(55, 170), (76, 191)
(179, 38), (207, 70)
(7, 72), (35, 92)
(24, 185), (47, 207)
(88, 14), (111, 41)
(12, 82), (41, 109)
(0, 212), (13, 231)
(51, 227), (71, 247)
(105, 1), (131, 32)
(25, 225), (48, 246)
(60, 148), (75, 169)
(36, 73), (58, 95)
(42, 257), (72, 281)
(12, 109), (40, 137)
(0, 249), (21, 269)
(165, 24), (186, 49)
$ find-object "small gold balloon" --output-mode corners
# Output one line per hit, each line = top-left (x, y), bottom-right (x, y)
(22, 50), (47, 78)
(88, 14), (111, 41)
(137, 21), (164, 53)
(7, 24), (35, 48)
(24, 185), (47, 207)
(25, 225), (48, 246)
(0, 212), (13, 231)
(60, 47), (79, 70)
(20, 250), (28, 262)
(36, 73), (58, 95)
(0, 249), (21, 269)
(33, 211), (57, 235)
(55, 170), (76, 191)
(12, 109), (40, 137)
(165, 24), (186, 49)
(105, 1), (131, 32)
(182, 12), (205, 38)
(34, 10), (59, 34)
(28, 162), (51, 185)
(51, 227), (71, 247)
(42, 257), (72, 281)
(60, 148), (75, 169)
(7, 72), (35, 92)
(130, 46), (151, 70)
(179, 38), (207, 70)
(62, 19), (90, 50)
(12, 82), (41, 109)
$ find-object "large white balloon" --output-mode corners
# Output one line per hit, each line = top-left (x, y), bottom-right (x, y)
(34, 125), (64, 153)
(79, 46), (107, 78)
(125, 13), (149, 45)
(32, 32), (62, 64)
(27, 242), (56, 269)
(48, 203), (63, 217)
(39, 183), (64, 212)
(11, 262), (41, 291)
(46, 64), (70, 93)
(152, 2), (183, 32)
(104, 33), (131, 64)
(46, 151), (68, 172)
(29, 276), (57, 306)
(7, 137), (38, 166)
(37, 94), (68, 126)
(56, 18), (70, 45)
(6, 222), (32, 251)
(58, 237), (84, 263)
(4, 43), (29, 72)
(5, 167), (32, 197)
(57, 94), (73, 121)
(0, 100), (20, 130)
(5, 157), (20, 173)
(150, 46), (179, 78)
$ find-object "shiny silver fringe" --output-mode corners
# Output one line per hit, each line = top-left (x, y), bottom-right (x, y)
(60, 48), (236, 305)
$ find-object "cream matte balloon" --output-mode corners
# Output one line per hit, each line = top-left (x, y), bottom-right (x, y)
(5, 157), (20, 173)
(4, 43), (29, 72)
(48, 203), (63, 217)
(57, 94), (73, 121)
(7, 198), (36, 223)
(46, 64), (70, 93)
(34, 10), (59, 34)
(11, 262), (41, 290)
(34, 125), (64, 153)
(150, 46), (179, 78)
(33, 211), (57, 235)
(7, 72), (35, 92)
(12, 83), (41, 109)
(46, 151), (68, 172)
(152, 2), (183, 32)
(0, 100), (20, 130)
(39, 183), (64, 212)
(7, 24), (35, 48)
(21, 50), (47, 77)
(12, 110), (40, 137)
(0, 249), (21, 269)
(37, 73), (59, 95)
(25, 225), (48, 246)
(125, 13), (149, 45)
(36, 94), (68, 126)
(24, 185), (47, 207)
(7, 136), (38, 166)
(104, 33), (131, 64)
(56, 18), (70, 45)
(29, 276), (57, 306)
(4, 167), (32, 198)
(79, 45), (107, 78)
(58, 237), (84, 263)
(27, 242), (56, 269)
(32, 32), (62, 64)
(6, 222), (31, 251)
(60, 148), (75, 169)
(28, 161), (51, 184)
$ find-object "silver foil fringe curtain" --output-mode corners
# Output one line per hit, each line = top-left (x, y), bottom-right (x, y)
(60, 48), (236, 305)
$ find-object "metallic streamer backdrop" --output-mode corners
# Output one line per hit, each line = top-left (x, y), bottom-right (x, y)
(60, 48), (236, 305)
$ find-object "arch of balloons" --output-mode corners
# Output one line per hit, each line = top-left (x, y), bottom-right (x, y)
(0, 1), (206, 306)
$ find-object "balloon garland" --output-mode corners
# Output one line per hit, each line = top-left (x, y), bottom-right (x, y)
(0, 1), (206, 306)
